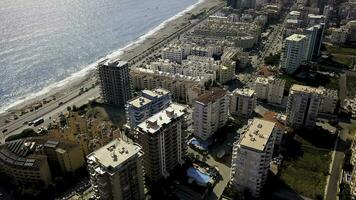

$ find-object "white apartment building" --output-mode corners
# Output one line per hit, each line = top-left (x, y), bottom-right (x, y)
(134, 103), (190, 181)
(230, 118), (276, 197)
(286, 84), (323, 129)
(193, 88), (230, 140)
(254, 76), (285, 104)
(87, 139), (145, 200)
(130, 67), (207, 105)
(161, 43), (191, 63)
(230, 88), (257, 117)
(126, 88), (172, 127)
(280, 34), (308, 74)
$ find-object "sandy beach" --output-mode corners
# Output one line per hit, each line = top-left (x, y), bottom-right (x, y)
(0, 0), (223, 129)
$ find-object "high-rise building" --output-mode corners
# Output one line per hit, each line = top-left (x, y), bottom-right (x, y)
(286, 84), (323, 129)
(305, 23), (325, 60)
(230, 118), (276, 197)
(280, 34), (308, 74)
(98, 59), (132, 106)
(126, 88), (172, 127)
(254, 76), (285, 104)
(87, 139), (145, 200)
(227, 0), (256, 9)
(230, 88), (257, 117)
(133, 103), (190, 182)
(193, 87), (230, 140)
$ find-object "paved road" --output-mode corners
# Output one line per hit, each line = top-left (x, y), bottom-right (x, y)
(324, 123), (349, 200)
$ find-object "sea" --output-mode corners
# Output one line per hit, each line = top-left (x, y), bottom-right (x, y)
(0, 0), (199, 113)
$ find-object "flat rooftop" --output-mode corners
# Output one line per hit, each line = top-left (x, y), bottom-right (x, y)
(88, 139), (141, 169)
(290, 84), (323, 94)
(128, 96), (152, 108)
(137, 103), (186, 134)
(195, 87), (227, 104)
(233, 88), (255, 97)
(239, 118), (276, 152)
(286, 34), (306, 42)
(142, 88), (170, 99)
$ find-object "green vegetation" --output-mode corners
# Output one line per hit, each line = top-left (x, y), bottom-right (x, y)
(279, 73), (340, 91)
(264, 53), (281, 66)
(190, 10), (207, 20)
(340, 183), (352, 200)
(279, 74), (303, 91)
(5, 128), (38, 142)
(347, 75), (356, 97)
(325, 44), (356, 67)
(280, 135), (332, 199)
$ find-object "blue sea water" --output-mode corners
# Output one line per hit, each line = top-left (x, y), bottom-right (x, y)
(0, 0), (197, 112)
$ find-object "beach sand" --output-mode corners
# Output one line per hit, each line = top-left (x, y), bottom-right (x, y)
(0, 0), (223, 127)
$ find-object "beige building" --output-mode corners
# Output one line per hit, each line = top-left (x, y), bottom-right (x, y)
(193, 88), (230, 140)
(87, 139), (145, 200)
(230, 118), (276, 197)
(133, 103), (190, 181)
(286, 84), (323, 129)
(254, 76), (285, 104)
(0, 137), (85, 187)
(230, 88), (257, 117)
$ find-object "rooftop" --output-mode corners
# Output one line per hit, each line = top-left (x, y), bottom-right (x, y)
(195, 87), (227, 104)
(128, 96), (152, 108)
(98, 58), (127, 68)
(87, 139), (141, 169)
(239, 118), (275, 151)
(233, 88), (255, 97)
(142, 88), (170, 99)
(286, 34), (307, 42)
(137, 103), (187, 134)
(290, 84), (324, 94)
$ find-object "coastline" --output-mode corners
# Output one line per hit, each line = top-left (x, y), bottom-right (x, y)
(0, 0), (222, 126)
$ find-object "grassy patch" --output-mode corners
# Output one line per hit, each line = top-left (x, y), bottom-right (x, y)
(346, 75), (356, 97)
(325, 45), (356, 67)
(280, 135), (332, 199)
(5, 128), (38, 142)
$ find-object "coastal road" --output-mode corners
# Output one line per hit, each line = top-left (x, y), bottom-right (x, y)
(0, 85), (99, 143)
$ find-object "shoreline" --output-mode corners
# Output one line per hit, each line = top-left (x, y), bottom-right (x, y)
(0, 0), (222, 127)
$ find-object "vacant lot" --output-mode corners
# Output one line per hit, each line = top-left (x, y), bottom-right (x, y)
(280, 135), (332, 199)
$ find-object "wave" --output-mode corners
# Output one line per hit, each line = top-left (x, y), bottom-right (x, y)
(0, 0), (205, 114)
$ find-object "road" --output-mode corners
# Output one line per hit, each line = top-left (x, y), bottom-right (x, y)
(324, 123), (349, 200)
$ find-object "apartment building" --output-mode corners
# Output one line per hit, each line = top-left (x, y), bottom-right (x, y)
(254, 76), (285, 104)
(130, 67), (207, 105)
(133, 103), (190, 182)
(49, 112), (121, 156)
(0, 137), (85, 187)
(87, 139), (145, 200)
(230, 118), (276, 197)
(280, 34), (308, 74)
(97, 59), (132, 106)
(126, 88), (172, 127)
(304, 23), (325, 60)
(161, 43), (191, 63)
(230, 88), (257, 117)
(286, 84), (323, 129)
(193, 88), (230, 140)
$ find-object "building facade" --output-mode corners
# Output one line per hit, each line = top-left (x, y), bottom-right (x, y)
(230, 118), (276, 197)
(87, 139), (145, 200)
(133, 103), (190, 182)
(98, 59), (132, 106)
(230, 88), (257, 117)
(126, 88), (172, 127)
(286, 84), (323, 129)
(280, 34), (308, 74)
(193, 88), (230, 140)
(254, 76), (285, 104)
